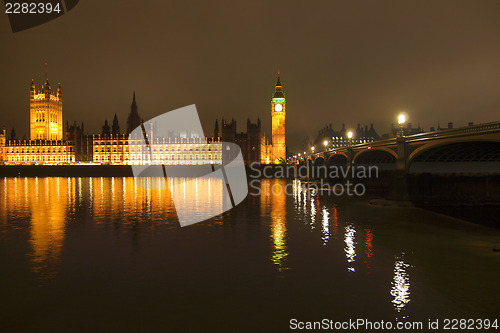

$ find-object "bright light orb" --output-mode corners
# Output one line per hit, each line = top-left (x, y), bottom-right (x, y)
(398, 114), (407, 125)
(347, 131), (353, 139)
(323, 140), (328, 147)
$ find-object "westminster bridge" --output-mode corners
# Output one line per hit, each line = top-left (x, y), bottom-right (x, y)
(308, 121), (500, 175)
(304, 121), (500, 205)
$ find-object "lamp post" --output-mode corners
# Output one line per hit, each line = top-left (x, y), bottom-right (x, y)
(398, 113), (407, 137)
(347, 131), (353, 148)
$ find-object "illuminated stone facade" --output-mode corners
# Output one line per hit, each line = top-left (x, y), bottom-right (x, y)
(30, 78), (63, 140)
(91, 95), (223, 165)
(0, 75), (285, 166)
(261, 72), (287, 164)
(3, 140), (74, 164)
(0, 77), (74, 165)
(0, 129), (5, 163)
(93, 135), (223, 165)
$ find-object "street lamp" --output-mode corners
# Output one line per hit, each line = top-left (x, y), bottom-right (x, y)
(398, 113), (407, 137)
(347, 131), (353, 148)
(311, 146), (315, 153)
(323, 140), (329, 151)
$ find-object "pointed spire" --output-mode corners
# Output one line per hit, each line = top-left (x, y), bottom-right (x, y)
(273, 71), (285, 98)
(112, 113), (120, 135)
(130, 91), (138, 114)
(42, 63), (50, 92)
(275, 71), (282, 87)
(214, 119), (219, 138)
(127, 91), (141, 134)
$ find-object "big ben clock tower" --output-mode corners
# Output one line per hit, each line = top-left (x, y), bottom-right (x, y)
(271, 72), (286, 163)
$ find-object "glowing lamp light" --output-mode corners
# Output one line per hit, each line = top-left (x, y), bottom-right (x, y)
(347, 131), (353, 139)
(323, 140), (328, 147)
(311, 146), (315, 152)
(398, 114), (407, 125)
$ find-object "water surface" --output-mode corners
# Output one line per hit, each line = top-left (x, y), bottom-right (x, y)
(0, 177), (499, 332)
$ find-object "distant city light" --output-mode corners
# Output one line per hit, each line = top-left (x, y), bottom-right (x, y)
(347, 131), (353, 139)
(323, 140), (328, 147)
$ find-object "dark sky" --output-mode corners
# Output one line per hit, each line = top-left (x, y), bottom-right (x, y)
(1, 0), (499, 151)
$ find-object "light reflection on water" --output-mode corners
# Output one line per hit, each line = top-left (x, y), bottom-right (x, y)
(344, 224), (357, 272)
(310, 196), (317, 229)
(321, 206), (330, 245)
(391, 254), (411, 313)
(1, 177), (499, 329)
(364, 228), (374, 271)
(2, 178), (398, 304)
(261, 180), (289, 271)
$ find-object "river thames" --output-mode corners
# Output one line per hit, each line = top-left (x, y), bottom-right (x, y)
(0, 177), (499, 332)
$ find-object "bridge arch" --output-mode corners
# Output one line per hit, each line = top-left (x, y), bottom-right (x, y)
(408, 140), (500, 174)
(408, 136), (500, 163)
(313, 156), (325, 166)
(353, 148), (397, 165)
(327, 153), (348, 167)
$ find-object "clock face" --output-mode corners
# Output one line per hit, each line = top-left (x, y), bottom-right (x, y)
(274, 103), (283, 112)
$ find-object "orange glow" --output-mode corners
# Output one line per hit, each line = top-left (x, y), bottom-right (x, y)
(261, 179), (289, 271)
(364, 228), (374, 272)
(331, 204), (339, 239)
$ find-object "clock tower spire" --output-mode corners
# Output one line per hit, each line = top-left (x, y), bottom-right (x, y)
(271, 71), (286, 163)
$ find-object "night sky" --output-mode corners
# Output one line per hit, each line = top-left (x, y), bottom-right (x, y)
(1, 0), (499, 151)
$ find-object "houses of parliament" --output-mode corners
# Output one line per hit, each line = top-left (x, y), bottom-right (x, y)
(0, 73), (287, 165)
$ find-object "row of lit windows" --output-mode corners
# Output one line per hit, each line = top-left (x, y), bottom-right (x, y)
(8, 148), (69, 154)
(126, 160), (222, 165)
(32, 94), (60, 101)
(94, 141), (221, 148)
(94, 156), (122, 162)
(95, 149), (126, 153)
(129, 154), (222, 160)
(7, 155), (71, 162)
(94, 141), (127, 145)
(128, 147), (221, 153)
(34, 112), (60, 123)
